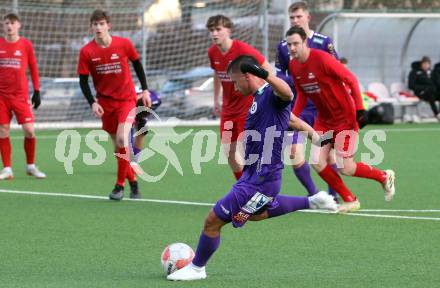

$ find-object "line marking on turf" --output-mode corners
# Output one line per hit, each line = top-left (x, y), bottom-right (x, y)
(355, 209), (440, 212)
(1, 188), (440, 221)
(379, 127), (440, 132)
(335, 213), (440, 221)
(0, 189), (214, 206)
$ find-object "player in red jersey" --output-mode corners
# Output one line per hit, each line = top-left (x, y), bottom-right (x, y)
(286, 26), (396, 213)
(77, 10), (151, 200)
(206, 15), (272, 180)
(0, 13), (45, 180)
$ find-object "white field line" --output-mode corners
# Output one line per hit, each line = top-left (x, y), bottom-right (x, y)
(8, 127), (440, 140)
(356, 209), (440, 212)
(0, 189), (439, 221)
(336, 213), (440, 221)
(0, 189), (214, 207)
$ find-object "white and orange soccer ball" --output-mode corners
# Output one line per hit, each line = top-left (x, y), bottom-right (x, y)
(161, 243), (195, 275)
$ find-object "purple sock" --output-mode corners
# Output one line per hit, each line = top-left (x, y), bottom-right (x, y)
(293, 162), (318, 196)
(132, 146), (141, 156)
(192, 233), (220, 268)
(267, 195), (310, 218)
(328, 164), (339, 199)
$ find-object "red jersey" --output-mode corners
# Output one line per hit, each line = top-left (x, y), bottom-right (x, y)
(77, 36), (138, 102)
(208, 40), (265, 119)
(290, 49), (363, 130)
(0, 37), (40, 101)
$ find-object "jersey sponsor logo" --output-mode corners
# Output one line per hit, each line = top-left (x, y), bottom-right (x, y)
(214, 61), (220, 65)
(95, 62), (122, 74)
(13, 50), (22, 57)
(312, 37), (324, 45)
(241, 192), (273, 214)
(301, 82), (320, 94)
(250, 101), (258, 114)
(216, 71), (231, 82)
(110, 53), (119, 60)
(0, 58), (21, 68)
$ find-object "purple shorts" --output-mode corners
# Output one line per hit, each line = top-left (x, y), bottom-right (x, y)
(213, 179), (282, 228)
(291, 110), (316, 144)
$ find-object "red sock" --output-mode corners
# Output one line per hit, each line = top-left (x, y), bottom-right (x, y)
(0, 137), (12, 167)
(116, 147), (129, 186)
(354, 162), (387, 183)
(233, 170), (243, 180)
(126, 165), (136, 182)
(318, 165), (357, 202)
(24, 137), (36, 165)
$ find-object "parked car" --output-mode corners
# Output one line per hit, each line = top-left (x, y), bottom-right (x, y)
(157, 67), (215, 119)
(34, 78), (93, 122)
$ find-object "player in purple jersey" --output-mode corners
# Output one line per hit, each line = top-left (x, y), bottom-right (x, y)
(275, 1), (339, 199)
(129, 88), (161, 190)
(167, 55), (338, 281)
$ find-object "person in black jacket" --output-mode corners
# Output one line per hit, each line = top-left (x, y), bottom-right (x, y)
(408, 56), (440, 119)
(431, 62), (440, 92)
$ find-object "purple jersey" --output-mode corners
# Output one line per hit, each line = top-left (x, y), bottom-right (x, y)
(275, 31), (338, 113)
(213, 84), (291, 228)
(240, 83), (292, 184)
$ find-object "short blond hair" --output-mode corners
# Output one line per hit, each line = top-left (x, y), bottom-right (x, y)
(288, 1), (309, 13)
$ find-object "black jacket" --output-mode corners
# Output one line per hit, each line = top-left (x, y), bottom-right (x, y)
(408, 61), (436, 96)
(431, 62), (440, 91)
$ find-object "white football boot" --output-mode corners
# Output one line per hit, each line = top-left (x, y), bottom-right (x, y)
(382, 169), (395, 202)
(0, 167), (13, 180)
(26, 165), (46, 179)
(167, 263), (207, 281)
(337, 200), (361, 214)
(309, 191), (338, 211)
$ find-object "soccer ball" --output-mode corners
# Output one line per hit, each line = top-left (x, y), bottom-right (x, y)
(161, 243), (195, 275)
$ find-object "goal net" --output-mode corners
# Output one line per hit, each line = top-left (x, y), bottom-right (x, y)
(0, 0), (286, 128)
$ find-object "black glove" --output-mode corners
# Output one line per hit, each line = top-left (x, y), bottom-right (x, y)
(356, 109), (368, 129)
(240, 63), (269, 79)
(32, 90), (41, 109)
(313, 132), (333, 147)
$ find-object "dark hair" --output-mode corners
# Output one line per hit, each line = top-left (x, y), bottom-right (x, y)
(206, 14), (233, 30)
(421, 56), (431, 64)
(285, 25), (307, 41)
(288, 1), (309, 13)
(3, 13), (20, 23)
(90, 9), (110, 24)
(227, 55), (258, 74)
